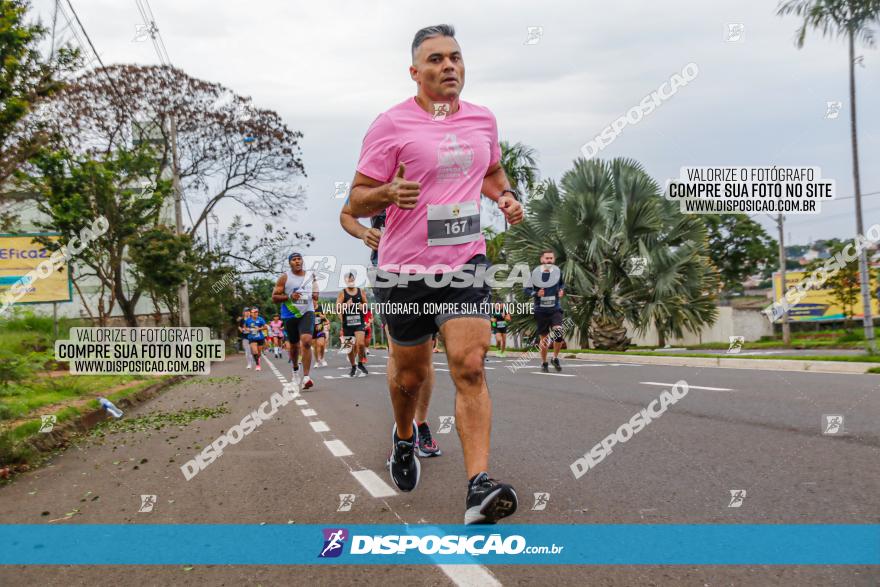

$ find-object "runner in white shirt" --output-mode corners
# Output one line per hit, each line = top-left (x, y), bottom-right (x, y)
(271, 252), (319, 390)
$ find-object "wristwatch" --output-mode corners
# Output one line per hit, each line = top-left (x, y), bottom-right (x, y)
(500, 189), (520, 202)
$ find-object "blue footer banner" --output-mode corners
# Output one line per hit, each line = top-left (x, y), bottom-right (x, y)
(1, 524), (878, 565)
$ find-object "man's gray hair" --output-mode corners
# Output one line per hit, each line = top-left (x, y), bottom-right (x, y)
(411, 24), (456, 59)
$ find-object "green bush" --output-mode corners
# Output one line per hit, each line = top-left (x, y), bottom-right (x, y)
(0, 311), (82, 340)
(0, 313), (54, 335)
(837, 330), (864, 343)
(0, 351), (33, 391)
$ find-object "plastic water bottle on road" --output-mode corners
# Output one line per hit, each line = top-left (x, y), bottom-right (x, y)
(99, 397), (123, 419)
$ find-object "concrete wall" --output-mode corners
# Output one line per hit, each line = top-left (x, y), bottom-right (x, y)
(559, 307), (774, 348)
(626, 307), (774, 346)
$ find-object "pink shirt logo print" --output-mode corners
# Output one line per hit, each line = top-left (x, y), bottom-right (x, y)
(436, 133), (474, 180)
(356, 97), (501, 270)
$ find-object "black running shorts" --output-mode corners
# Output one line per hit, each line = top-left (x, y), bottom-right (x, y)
(284, 312), (315, 342)
(536, 310), (563, 336)
(342, 313), (366, 337)
(373, 254), (491, 346)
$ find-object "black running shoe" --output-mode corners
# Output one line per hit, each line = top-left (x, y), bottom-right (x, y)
(416, 421), (442, 457)
(541, 362), (549, 373)
(464, 472), (518, 525)
(349, 365), (357, 378)
(357, 362), (368, 375)
(388, 423), (420, 492)
(552, 357), (561, 372)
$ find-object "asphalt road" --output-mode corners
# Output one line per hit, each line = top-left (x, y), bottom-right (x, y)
(1, 348), (878, 586)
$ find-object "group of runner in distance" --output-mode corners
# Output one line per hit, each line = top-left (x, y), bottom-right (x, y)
(239, 25), (568, 525)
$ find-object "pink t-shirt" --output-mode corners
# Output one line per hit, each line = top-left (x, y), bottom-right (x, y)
(356, 97), (501, 271)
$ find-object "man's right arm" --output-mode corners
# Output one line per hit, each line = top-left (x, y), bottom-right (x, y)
(348, 164), (419, 218)
(271, 274), (288, 303)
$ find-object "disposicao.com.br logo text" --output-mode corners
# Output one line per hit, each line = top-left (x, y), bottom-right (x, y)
(318, 528), (564, 557)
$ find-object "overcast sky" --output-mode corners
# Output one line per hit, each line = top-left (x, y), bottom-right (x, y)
(33, 0), (880, 268)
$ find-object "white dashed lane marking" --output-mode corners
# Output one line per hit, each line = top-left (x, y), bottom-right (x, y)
(310, 421), (330, 432)
(350, 469), (397, 498)
(640, 381), (733, 391)
(324, 439), (354, 457)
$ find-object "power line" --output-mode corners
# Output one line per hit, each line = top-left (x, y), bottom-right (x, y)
(142, 0), (171, 65)
(833, 190), (880, 201)
(749, 188), (880, 223)
(134, 0), (171, 66)
(56, 1), (92, 65)
(63, 0), (144, 126)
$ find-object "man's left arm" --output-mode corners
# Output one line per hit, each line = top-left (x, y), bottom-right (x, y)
(481, 163), (523, 225)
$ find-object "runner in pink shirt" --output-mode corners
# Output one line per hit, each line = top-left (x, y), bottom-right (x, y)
(344, 24), (523, 524)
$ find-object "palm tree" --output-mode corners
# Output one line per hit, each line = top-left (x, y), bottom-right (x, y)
(497, 141), (539, 229)
(778, 0), (880, 353)
(482, 226), (506, 265)
(505, 158), (720, 350)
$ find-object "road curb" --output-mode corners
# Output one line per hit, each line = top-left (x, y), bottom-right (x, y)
(565, 353), (878, 374)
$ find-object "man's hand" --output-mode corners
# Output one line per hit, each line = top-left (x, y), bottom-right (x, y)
(386, 163), (420, 210)
(538, 288), (545, 297)
(361, 228), (382, 251)
(289, 291), (301, 302)
(498, 194), (523, 225)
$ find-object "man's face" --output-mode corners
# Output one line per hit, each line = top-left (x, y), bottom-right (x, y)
(251, 310), (259, 319)
(411, 35), (464, 101)
(345, 275), (355, 288)
(289, 257), (303, 272)
(541, 252), (555, 266)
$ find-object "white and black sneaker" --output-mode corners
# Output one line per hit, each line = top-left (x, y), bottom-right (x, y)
(464, 472), (518, 525)
(388, 422), (420, 492)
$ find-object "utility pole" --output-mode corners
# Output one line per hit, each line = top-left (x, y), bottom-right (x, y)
(775, 214), (791, 345)
(849, 31), (877, 354)
(170, 114), (191, 327)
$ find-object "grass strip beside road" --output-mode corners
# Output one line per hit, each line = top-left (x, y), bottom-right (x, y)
(561, 349), (880, 363)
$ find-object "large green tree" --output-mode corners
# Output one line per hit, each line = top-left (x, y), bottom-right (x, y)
(506, 158), (720, 350)
(0, 0), (76, 228)
(24, 144), (171, 326)
(778, 0), (880, 352)
(704, 214), (777, 295)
